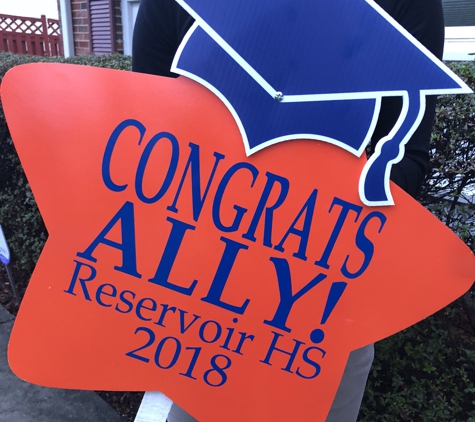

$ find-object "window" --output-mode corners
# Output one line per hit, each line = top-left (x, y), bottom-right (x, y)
(442, 0), (475, 60)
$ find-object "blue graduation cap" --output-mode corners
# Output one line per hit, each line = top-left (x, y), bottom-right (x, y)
(171, 0), (471, 206)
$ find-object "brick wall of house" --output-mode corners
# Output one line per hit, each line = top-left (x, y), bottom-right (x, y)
(113, 0), (124, 54)
(71, 0), (90, 55)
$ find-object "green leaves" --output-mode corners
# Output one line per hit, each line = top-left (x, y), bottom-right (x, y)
(421, 61), (475, 252)
(360, 306), (475, 421)
(361, 60), (475, 421)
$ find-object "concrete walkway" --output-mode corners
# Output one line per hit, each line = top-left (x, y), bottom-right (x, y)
(0, 305), (125, 422)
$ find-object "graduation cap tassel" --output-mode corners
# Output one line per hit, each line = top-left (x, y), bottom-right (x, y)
(360, 91), (424, 206)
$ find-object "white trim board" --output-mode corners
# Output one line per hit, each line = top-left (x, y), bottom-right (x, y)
(444, 26), (475, 61)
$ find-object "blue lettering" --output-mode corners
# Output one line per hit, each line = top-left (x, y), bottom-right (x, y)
(115, 290), (136, 314)
(264, 257), (327, 332)
(96, 283), (117, 307)
(260, 331), (305, 373)
(296, 345), (326, 379)
(167, 143), (224, 222)
(64, 260), (96, 301)
(314, 197), (362, 270)
(341, 211), (386, 279)
(213, 162), (258, 232)
(242, 172), (289, 247)
(178, 309), (201, 334)
(199, 320), (222, 344)
(232, 331), (255, 355)
(136, 297), (158, 321)
(148, 217), (197, 295)
(102, 119), (146, 192)
(201, 237), (250, 315)
(76, 201), (141, 279)
(135, 131), (179, 204)
(274, 189), (318, 261)
(154, 304), (177, 327)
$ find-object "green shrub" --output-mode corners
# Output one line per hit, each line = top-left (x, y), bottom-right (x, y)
(359, 61), (475, 421)
(0, 52), (132, 79)
(420, 61), (475, 251)
(360, 306), (475, 421)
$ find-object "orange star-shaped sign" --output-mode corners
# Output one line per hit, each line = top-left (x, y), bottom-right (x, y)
(2, 63), (475, 421)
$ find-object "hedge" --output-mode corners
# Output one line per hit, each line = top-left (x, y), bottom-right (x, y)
(0, 52), (474, 421)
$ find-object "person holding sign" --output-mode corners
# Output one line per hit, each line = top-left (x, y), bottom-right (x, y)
(132, 0), (445, 420)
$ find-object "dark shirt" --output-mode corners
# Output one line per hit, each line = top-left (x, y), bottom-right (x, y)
(132, 0), (445, 197)
(132, 0), (194, 78)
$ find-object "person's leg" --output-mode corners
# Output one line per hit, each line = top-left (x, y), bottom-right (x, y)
(167, 344), (374, 422)
(325, 344), (374, 422)
(167, 402), (199, 422)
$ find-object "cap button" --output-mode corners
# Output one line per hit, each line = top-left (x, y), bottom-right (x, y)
(274, 91), (284, 102)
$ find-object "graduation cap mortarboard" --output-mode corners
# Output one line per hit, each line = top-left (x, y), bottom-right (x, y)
(171, 0), (472, 206)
